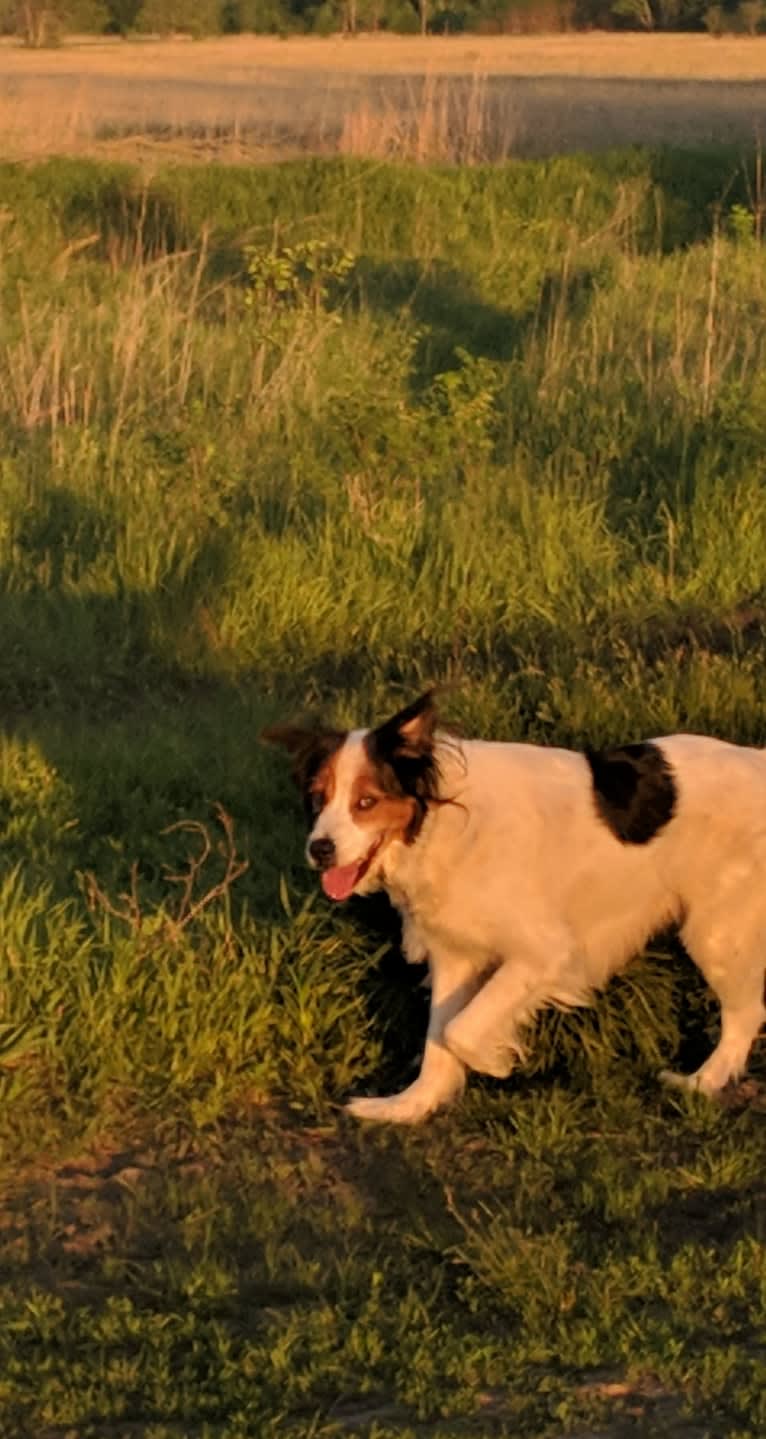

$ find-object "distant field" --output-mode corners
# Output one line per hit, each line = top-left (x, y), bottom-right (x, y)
(2, 33), (766, 160)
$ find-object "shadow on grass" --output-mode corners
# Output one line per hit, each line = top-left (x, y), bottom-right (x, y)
(349, 253), (609, 390)
(4, 480), (765, 865)
(0, 483), (431, 1061)
(354, 256), (520, 368)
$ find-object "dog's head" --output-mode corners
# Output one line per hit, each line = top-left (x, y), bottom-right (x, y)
(263, 691), (440, 901)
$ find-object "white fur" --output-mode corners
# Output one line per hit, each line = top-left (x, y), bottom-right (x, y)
(316, 731), (766, 1123)
(306, 730), (371, 869)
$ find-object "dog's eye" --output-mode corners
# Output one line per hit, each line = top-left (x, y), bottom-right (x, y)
(356, 795), (378, 812)
(310, 791), (325, 816)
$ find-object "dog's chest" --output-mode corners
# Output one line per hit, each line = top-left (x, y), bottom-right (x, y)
(386, 883), (430, 966)
(383, 825), (487, 967)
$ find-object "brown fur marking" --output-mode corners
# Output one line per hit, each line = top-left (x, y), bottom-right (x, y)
(310, 751), (341, 808)
(350, 765), (417, 841)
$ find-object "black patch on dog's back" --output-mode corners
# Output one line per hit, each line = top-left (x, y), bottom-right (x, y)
(585, 741), (676, 844)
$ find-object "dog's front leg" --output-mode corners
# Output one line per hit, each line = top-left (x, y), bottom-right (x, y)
(346, 955), (479, 1124)
(443, 942), (581, 1079)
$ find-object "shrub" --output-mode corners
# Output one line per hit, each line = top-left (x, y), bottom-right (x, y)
(739, 0), (765, 29)
(135, 0), (222, 35)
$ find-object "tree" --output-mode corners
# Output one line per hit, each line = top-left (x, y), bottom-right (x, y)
(103, 0), (143, 30)
(221, 0), (291, 28)
(16, 0), (59, 43)
(135, 0), (222, 34)
(739, 0), (765, 30)
(11, 0), (107, 43)
(611, 0), (654, 25)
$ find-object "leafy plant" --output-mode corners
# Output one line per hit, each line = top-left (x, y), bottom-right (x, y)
(729, 201), (757, 245)
(243, 238), (356, 317)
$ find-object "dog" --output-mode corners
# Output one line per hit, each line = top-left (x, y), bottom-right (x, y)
(264, 691), (766, 1123)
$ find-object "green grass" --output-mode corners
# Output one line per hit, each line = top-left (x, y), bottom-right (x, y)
(0, 147), (765, 1436)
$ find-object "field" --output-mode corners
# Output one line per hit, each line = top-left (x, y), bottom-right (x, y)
(2, 34), (766, 161)
(1, 114), (766, 1437)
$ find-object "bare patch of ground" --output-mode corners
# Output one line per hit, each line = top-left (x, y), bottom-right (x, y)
(3, 1108), (754, 1438)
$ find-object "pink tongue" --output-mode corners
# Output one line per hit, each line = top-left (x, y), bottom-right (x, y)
(321, 863), (363, 902)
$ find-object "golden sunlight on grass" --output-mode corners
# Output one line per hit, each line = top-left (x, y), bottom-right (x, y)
(1, 33), (765, 162)
(1, 33), (766, 79)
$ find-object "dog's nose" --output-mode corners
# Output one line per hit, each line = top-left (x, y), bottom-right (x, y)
(308, 837), (336, 869)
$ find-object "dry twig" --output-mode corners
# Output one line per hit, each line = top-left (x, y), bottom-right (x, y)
(83, 805), (249, 943)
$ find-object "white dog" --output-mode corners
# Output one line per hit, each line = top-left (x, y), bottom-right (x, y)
(265, 692), (766, 1123)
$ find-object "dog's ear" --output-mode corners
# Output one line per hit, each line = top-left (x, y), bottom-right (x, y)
(261, 724), (345, 793)
(369, 691), (438, 762)
(261, 724), (318, 759)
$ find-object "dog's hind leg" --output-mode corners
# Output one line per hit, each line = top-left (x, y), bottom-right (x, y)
(346, 954), (480, 1124)
(661, 919), (766, 1095)
(660, 983), (765, 1095)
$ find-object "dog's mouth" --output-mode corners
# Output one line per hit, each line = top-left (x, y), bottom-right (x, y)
(320, 837), (384, 902)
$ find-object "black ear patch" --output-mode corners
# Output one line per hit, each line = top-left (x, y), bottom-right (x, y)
(585, 741), (676, 844)
(261, 725), (346, 804)
(365, 691), (441, 841)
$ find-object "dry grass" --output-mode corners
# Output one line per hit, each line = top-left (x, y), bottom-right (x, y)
(3, 32), (766, 79)
(1, 33), (766, 162)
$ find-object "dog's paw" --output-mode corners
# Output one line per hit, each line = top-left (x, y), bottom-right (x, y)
(345, 1089), (438, 1124)
(659, 1067), (714, 1095)
(659, 1065), (734, 1098)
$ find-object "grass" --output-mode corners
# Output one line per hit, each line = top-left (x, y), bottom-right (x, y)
(0, 147), (765, 1435)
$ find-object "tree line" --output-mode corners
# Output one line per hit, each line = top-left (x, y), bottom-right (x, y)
(2, 0), (763, 46)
